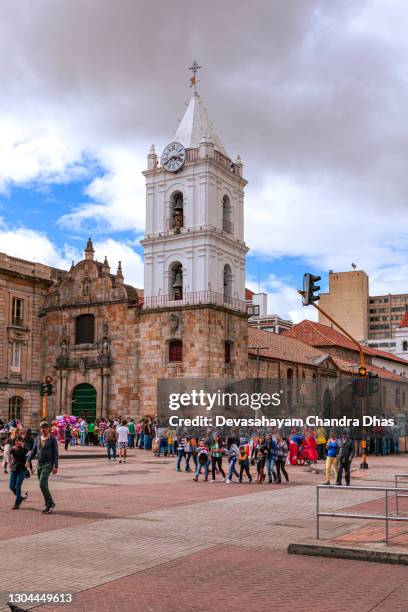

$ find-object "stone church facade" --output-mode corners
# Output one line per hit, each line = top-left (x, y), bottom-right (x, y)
(1, 79), (252, 426)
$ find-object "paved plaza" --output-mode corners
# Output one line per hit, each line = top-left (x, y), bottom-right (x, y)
(1, 450), (408, 611)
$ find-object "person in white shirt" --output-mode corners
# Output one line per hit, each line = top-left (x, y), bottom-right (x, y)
(116, 420), (130, 464)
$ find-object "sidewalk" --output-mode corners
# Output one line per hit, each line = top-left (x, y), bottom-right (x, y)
(289, 471), (408, 565)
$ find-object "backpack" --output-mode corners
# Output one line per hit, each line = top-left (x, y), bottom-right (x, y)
(198, 452), (208, 464)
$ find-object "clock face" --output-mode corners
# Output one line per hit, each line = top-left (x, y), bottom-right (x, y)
(161, 142), (186, 172)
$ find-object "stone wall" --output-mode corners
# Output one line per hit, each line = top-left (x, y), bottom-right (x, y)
(137, 305), (249, 416)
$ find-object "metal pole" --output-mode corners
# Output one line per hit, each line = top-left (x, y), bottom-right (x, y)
(396, 475), (399, 517)
(317, 486), (320, 540)
(385, 489), (389, 545)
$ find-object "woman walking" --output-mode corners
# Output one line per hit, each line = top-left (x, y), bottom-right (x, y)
(9, 436), (28, 509)
(276, 434), (289, 483)
(210, 433), (225, 482)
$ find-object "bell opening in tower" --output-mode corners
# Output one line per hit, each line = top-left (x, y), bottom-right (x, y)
(169, 191), (184, 231)
(223, 264), (232, 303)
(169, 262), (183, 301)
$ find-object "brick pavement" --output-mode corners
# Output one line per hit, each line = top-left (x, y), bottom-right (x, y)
(0, 453), (407, 611)
(36, 546), (408, 612)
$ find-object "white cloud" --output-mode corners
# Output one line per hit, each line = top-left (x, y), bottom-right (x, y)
(92, 238), (143, 288)
(58, 147), (147, 233)
(245, 175), (408, 295)
(0, 222), (72, 268)
(0, 222), (143, 289)
(246, 273), (318, 323)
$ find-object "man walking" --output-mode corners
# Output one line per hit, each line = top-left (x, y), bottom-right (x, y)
(336, 430), (354, 486)
(26, 421), (58, 514)
(116, 419), (129, 463)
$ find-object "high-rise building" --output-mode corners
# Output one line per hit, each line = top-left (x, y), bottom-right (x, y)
(318, 269), (408, 352)
(318, 270), (369, 342)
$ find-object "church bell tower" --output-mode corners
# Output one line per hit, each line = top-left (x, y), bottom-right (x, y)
(141, 63), (248, 307)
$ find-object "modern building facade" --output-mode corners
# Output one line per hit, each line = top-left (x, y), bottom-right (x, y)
(318, 269), (408, 352)
(318, 270), (369, 342)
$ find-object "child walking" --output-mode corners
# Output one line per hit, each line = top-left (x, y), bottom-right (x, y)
(225, 438), (240, 483)
(256, 437), (268, 484)
(238, 445), (252, 483)
(193, 439), (210, 481)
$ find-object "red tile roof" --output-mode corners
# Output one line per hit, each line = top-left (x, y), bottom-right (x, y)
(245, 288), (254, 300)
(284, 320), (408, 366)
(248, 327), (330, 367)
(248, 327), (408, 381)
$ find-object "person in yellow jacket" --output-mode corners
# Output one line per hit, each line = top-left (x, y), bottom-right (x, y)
(316, 426), (327, 460)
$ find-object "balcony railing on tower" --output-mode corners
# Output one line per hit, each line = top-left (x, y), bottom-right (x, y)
(142, 290), (249, 314)
(166, 216), (185, 231)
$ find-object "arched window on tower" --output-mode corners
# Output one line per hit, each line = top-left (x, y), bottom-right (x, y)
(169, 191), (184, 230)
(403, 340), (408, 352)
(169, 262), (183, 300)
(223, 264), (232, 303)
(222, 195), (233, 233)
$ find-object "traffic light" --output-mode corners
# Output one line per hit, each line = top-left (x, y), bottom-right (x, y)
(40, 376), (53, 396)
(358, 366), (367, 377)
(302, 273), (321, 306)
(368, 371), (379, 395)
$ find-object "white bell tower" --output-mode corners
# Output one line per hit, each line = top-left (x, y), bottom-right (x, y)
(141, 64), (248, 308)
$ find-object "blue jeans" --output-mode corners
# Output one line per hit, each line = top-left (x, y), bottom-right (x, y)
(80, 431), (86, 445)
(176, 448), (184, 470)
(195, 461), (209, 479)
(100, 434), (105, 447)
(107, 441), (116, 460)
(185, 452), (197, 471)
(167, 442), (175, 455)
(266, 456), (276, 479)
(9, 470), (26, 505)
(144, 434), (152, 450)
(228, 457), (239, 480)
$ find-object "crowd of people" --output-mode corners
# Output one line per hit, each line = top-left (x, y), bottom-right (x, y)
(0, 416), (403, 512)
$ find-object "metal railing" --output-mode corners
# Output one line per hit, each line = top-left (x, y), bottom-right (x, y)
(142, 290), (248, 313)
(166, 216), (185, 231)
(316, 484), (408, 545)
(395, 474), (408, 516)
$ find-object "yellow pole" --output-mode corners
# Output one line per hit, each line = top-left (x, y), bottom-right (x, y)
(42, 376), (47, 419)
(298, 291), (366, 371)
(298, 290), (369, 468)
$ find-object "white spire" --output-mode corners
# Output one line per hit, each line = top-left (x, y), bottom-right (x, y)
(174, 90), (228, 157)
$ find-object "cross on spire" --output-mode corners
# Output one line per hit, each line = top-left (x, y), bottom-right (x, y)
(189, 60), (202, 89)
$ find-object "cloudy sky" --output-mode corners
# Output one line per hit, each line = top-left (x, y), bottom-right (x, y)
(1, 0), (408, 322)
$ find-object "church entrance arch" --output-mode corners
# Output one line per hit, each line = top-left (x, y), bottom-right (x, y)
(72, 383), (97, 421)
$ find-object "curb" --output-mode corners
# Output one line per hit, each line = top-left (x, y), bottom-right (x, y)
(59, 453), (106, 459)
(287, 542), (408, 566)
